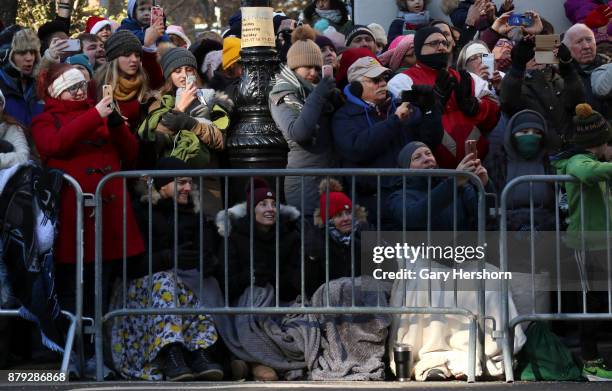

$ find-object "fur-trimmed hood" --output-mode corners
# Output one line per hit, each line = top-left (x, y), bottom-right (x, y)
(215, 202), (301, 237)
(134, 177), (201, 214)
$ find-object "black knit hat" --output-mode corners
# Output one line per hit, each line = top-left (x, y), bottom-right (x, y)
(315, 34), (336, 52)
(161, 47), (198, 79)
(154, 157), (190, 189)
(189, 38), (223, 75)
(104, 30), (142, 62)
(345, 25), (374, 47)
(572, 103), (611, 148)
(414, 26), (444, 58)
(37, 20), (69, 42)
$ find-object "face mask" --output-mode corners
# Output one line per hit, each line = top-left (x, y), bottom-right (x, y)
(515, 134), (542, 160)
(419, 52), (448, 70)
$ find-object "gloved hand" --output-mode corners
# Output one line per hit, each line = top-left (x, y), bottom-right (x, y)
(314, 76), (336, 98)
(455, 71), (480, 117)
(402, 84), (436, 112)
(106, 109), (124, 128)
(0, 139), (15, 153)
(510, 38), (535, 72)
(160, 110), (197, 132)
(433, 69), (457, 108)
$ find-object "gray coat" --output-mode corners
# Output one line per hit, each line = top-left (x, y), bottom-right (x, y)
(269, 64), (338, 217)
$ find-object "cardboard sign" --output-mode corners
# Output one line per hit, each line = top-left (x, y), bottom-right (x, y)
(241, 7), (275, 48)
(534, 34), (560, 64)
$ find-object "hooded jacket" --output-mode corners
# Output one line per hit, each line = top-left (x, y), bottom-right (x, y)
(551, 149), (612, 250)
(214, 202), (302, 302)
(499, 65), (586, 148)
(486, 110), (557, 231)
(332, 84), (423, 195)
(0, 63), (43, 127)
(118, 0), (170, 44)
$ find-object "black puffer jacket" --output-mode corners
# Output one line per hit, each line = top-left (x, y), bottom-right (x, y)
(215, 202), (302, 302)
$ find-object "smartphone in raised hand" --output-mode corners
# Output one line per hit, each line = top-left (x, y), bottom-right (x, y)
(186, 74), (196, 89)
(151, 6), (164, 26)
(322, 65), (333, 79)
(102, 84), (114, 109)
(63, 39), (81, 52)
(465, 140), (478, 159)
(481, 53), (495, 79)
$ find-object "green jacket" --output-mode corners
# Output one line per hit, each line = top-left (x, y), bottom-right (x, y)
(552, 151), (612, 250)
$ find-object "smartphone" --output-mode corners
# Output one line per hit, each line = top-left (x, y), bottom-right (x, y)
(186, 75), (196, 89)
(322, 64), (333, 79)
(465, 140), (478, 159)
(508, 13), (533, 27)
(63, 39), (81, 52)
(481, 53), (495, 79)
(102, 84), (114, 108)
(151, 6), (164, 26)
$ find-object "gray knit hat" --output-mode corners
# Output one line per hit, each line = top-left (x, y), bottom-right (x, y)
(104, 30), (142, 62)
(345, 25), (375, 47)
(397, 141), (427, 168)
(161, 47), (198, 79)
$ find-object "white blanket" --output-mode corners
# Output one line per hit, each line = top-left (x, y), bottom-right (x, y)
(388, 260), (526, 381)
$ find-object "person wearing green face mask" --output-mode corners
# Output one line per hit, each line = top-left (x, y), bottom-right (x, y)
(514, 128), (543, 160)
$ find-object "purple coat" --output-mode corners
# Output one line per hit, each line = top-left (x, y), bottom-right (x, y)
(564, 0), (611, 42)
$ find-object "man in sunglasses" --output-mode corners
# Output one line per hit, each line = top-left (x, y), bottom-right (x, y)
(388, 27), (501, 169)
(332, 56), (432, 224)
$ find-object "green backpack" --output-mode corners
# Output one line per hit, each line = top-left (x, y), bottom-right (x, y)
(517, 322), (584, 381)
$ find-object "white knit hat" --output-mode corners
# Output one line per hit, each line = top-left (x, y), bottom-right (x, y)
(203, 49), (222, 80)
(48, 68), (86, 99)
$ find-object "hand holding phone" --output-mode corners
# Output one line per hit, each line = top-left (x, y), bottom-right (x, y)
(151, 6), (164, 26)
(102, 85), (114, 109)
(322, 65), (333, 79)
(465, 140), (478, 159)
(508, 13), (533, 27)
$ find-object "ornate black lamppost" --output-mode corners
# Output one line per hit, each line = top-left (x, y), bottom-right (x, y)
(226, 0), (288, 176)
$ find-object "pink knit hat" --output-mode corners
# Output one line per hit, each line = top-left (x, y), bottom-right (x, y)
(378, 34), (414, 71)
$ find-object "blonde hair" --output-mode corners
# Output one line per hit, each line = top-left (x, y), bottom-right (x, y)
(93, 58), (150, 106)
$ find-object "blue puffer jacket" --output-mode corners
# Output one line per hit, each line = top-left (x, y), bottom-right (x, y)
(332, 84), (422, 195)
(385, 176), (480, 231)
(118, 17), (170, 44)
(0, 64), (43, 127)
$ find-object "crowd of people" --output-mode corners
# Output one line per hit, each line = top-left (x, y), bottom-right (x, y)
(0, 0), (611, 383)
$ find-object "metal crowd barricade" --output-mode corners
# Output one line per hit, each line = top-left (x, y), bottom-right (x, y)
(0, 174), (88, 374)
(94, 168), (489, 382)
(499, 175), (612, 382)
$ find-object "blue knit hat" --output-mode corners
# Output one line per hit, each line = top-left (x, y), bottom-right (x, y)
(66, 54), (93, 77)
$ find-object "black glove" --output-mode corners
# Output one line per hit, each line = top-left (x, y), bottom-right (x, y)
(160, 110), (197, 132)
(433, 69), (457, 107)
(455, 70), (480, 117)
(106, 109), (124, 128)
(557, 43), (575, 75)
(510, 38), (535, 72)
(0, 139), (14, 153)
(402, 84), (436, 112)
(313, 76), (336, 98)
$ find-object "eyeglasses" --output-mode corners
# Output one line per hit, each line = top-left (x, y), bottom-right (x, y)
(66, 81), (88, 97)
(423, 40), (450, 49)
(467, 54), (484, 63)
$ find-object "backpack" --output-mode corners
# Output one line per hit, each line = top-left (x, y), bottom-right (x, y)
(517, 321), (584, 381)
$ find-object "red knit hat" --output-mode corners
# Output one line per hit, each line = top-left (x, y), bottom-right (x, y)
(246, 177), (276, 208)
(319, 179), (352, 219)
(86, 16), (111, 35)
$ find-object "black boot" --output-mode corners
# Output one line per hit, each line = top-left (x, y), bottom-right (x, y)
(190, 349), (224, 380)
(162, 344), (194, 381)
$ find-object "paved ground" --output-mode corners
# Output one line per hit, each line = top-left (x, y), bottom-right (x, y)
(0, 381), (610, 391)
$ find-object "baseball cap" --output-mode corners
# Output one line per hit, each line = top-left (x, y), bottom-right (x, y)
(347, 56), (390, 83)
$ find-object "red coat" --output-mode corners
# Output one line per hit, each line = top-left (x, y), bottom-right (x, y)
(403, 63), (500, 168)
(31, 98), (144, 264)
